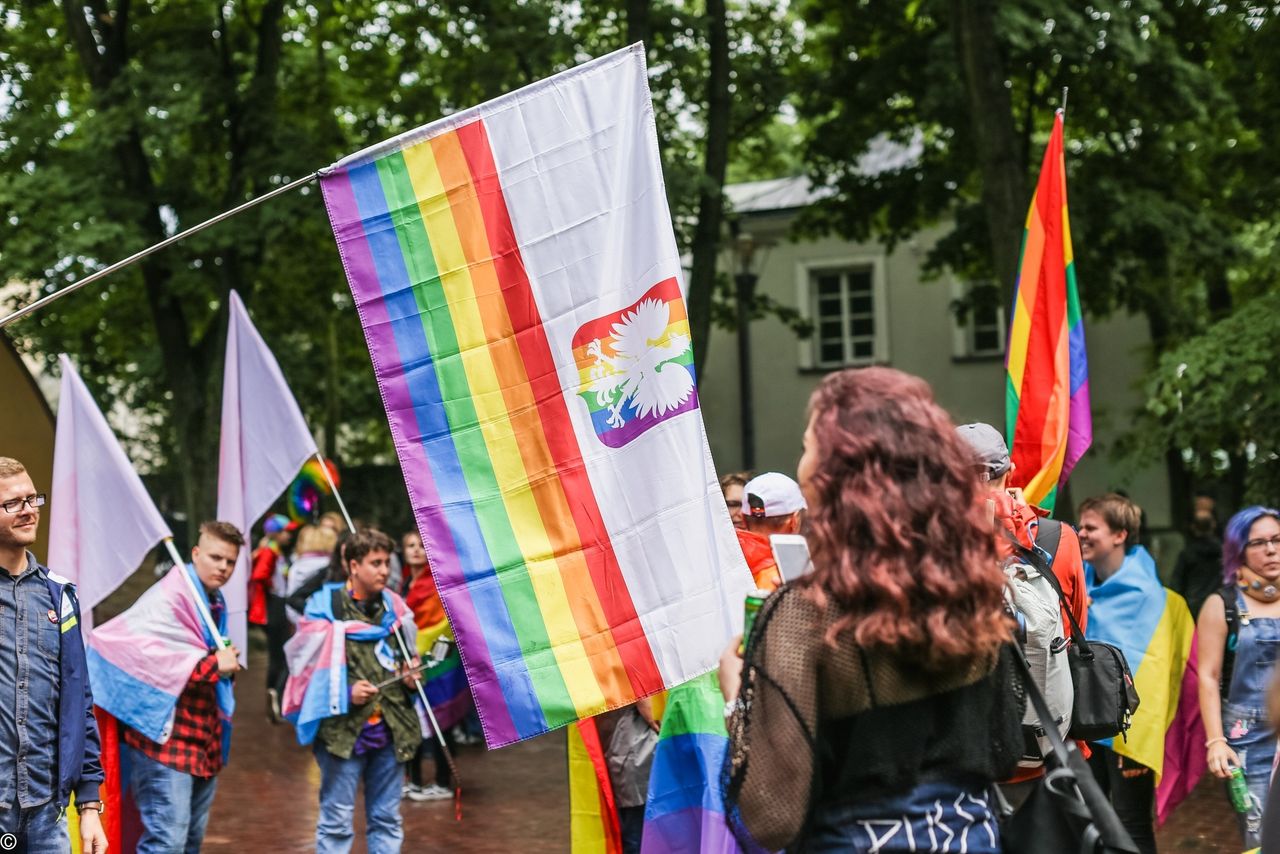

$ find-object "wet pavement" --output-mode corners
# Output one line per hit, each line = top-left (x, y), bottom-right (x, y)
(204, 640), (1237, 852)
(202, 643), (569, 853)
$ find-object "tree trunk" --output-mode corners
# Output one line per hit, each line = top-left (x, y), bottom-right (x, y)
(950, 0), (1027, 300)
(60, 0), (286, 537)
(687, 0), (730, 381)
(626, 0), (651, 53)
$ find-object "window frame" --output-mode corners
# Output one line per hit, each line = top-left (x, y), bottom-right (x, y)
(950, 278), (1007, 360)
(795, 256), (889, 370)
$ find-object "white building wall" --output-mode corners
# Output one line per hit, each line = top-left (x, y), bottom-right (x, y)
(697, 216), (1173, 531)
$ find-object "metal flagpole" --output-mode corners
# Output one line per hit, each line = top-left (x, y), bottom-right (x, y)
(162, 538), (228, 650)
(0, 173), (318, 329)
(312, 452), (355, 533)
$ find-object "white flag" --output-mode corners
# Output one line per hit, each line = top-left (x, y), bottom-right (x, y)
(48, 354), (172, 631)
(216, 290), (317, 659)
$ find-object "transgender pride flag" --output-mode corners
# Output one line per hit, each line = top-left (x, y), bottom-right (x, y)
(320, 45), (749, 747)
(1006, 110), (1092, 514)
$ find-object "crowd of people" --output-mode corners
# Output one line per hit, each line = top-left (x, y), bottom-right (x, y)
(3, 363), (1280, 852)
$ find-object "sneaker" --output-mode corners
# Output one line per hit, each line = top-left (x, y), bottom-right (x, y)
(266, 689), (282, 725)
(401, 783), (419, 800)
(406, 783), (452, 802)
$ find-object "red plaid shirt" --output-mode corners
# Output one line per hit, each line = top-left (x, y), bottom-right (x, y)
(123, 652), (225, 778)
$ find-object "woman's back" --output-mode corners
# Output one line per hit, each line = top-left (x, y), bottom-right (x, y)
(725, 585), (1022, 850)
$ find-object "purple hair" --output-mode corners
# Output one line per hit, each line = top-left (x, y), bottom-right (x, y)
(1222, 505), (1280, 584)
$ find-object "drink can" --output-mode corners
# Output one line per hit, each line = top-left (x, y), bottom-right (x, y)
(430, 634), (454, 665)
(1228, 766), (1251, 814)
(741, 590), (768, 653)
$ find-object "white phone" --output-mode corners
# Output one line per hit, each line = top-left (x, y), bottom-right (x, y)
(769, 534), (812, 582)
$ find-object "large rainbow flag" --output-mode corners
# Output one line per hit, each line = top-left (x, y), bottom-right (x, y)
(642, 673), (763, 853)
(1084, 546), (1203, 821)
(1006, 110), (1091, 513)
(320, 45), (749, 747)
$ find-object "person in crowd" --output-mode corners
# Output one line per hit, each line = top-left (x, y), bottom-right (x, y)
(285, 529), (423, 854)
(1261, 666), (1280, 849)
(0, 457), (106, 854)
(90, 520), (244, 854)
(1197, 505), (1280, 849)
(318, 512), (346, 533)
(285, 524), (340, 621)
(735, 472), (806, 591)
(955, 423), (1089, 809)
(606, 696), (660, 854)
(1170, 492), (1224, 619)
(1078, 492), (1194, 854)
(720, 368), (1022, 852)
(719, 472), (751, 529)
(400, 530), (459, 802)
(249, 514), (294, 629)
(253, 515), (297, 726)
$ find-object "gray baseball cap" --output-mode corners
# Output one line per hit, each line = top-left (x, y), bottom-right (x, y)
(955, 423), (1011, 482)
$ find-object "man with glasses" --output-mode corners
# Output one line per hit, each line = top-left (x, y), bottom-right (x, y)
(0, 457), (107, 854)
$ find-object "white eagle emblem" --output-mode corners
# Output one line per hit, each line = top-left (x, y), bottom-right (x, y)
(585, 297), (695, 429)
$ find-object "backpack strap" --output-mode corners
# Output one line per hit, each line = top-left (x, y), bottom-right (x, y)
(1034, 518), (1063, 567)
(1002, 530), (1092, 658)
(1218, 584), (1240, 702)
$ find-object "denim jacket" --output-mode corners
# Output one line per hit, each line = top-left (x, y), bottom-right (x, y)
(0, 555), (103, 808)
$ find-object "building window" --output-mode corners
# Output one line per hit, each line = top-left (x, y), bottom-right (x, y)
(953, 280), (1006, 358)
(811, 267), (877, 368)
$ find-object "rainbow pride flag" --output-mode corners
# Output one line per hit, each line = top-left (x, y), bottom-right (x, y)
(642, 673), (763, 854)
(320, 45), (749, 747)
(569, 719), (623, 854)
(1006, 110), (1091, 513)
(1085, 546), (1198, 806)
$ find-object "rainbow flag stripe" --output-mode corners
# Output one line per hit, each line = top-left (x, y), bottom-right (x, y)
(1006, 110), (1091, 512)
(320, 120), (665, 746)
(643, 673), (763, 854)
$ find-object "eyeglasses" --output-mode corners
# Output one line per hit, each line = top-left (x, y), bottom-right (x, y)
(1244, 535), (1280, 552)
(1, 494), (46, 514)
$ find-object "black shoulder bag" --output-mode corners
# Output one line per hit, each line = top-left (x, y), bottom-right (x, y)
(1010, 524), (1140, 741)
(1002, 642), (1142, 854)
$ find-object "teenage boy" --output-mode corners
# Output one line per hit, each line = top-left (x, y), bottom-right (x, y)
(284, 529), (424, 854)
(89, 520), (244, 854)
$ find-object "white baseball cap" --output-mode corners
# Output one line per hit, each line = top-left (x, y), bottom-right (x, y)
(743, 472), (807, 519)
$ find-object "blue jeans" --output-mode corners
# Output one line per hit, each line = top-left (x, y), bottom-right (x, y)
(124, 745), (218, 854)
(1224, 701), (1276, 848)
(314, 743), (404, 854)
(0, 800), (70, 854)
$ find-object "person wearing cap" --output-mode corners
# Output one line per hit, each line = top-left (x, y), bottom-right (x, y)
(737, 472), (807, 592)
(955, 422), (1089, 809)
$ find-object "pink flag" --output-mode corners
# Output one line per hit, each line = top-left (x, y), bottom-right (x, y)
(48, 354), (172, 631)
(216, 290), (317, 658)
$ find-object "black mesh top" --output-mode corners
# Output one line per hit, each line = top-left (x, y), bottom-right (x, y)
(722, 583), (1024, 851)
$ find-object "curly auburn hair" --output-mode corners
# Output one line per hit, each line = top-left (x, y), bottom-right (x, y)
(798, 367), (1012, 671)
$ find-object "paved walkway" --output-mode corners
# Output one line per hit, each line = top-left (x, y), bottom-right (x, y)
(204, 644), (570, 852)
(185, 642), (1239, 852)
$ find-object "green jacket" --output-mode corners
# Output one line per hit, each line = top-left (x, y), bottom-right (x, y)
(317, 589), (422, 762)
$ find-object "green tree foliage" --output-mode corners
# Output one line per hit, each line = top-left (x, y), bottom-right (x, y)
(0, 0), (795, 526)
(789, 0), (1280, 524)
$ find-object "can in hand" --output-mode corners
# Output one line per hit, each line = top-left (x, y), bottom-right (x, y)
(740, 590), (768, 654)
(1228, 765), (1251, 814)
(430, 634), (454, 666)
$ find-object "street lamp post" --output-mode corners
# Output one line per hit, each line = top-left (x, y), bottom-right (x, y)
(734, 233), (758, 471)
